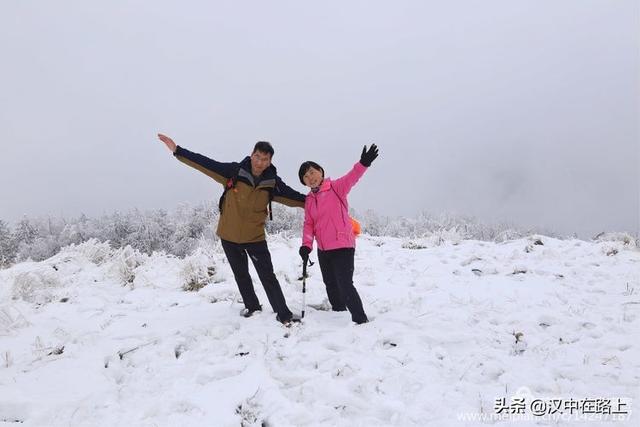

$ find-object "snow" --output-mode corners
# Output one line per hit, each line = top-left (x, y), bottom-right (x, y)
(1, 235), (638, 426)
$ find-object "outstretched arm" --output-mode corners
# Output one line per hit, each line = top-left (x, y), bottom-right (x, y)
(157, 133), (238, 185)
(332, 144), (379, 197)
(273, 176), (306, 208)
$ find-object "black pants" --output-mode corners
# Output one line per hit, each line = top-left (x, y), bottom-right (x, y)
(317, 248), (368, 324)
(221, 239), (293, 321)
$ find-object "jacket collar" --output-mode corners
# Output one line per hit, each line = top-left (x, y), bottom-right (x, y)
(309, 178), (332, 195)
(238, 156), (277, 187)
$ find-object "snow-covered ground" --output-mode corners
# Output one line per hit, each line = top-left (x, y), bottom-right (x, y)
(1, 234), (638, 426)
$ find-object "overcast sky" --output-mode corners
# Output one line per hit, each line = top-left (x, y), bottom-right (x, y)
(0, 0), (638, 238)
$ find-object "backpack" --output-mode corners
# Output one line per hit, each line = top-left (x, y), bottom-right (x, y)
(219, 169), (275, 220)
(350, 217), (362, 237)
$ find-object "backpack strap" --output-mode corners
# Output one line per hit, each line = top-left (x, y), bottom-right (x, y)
(268, 198), (273, 220)
(260, 178), (276, 221)
(266, 186), (275, 221)
(219, 165), (276, 221)
(218, 168), (240, 213)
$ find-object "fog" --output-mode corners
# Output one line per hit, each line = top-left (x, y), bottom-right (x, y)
(1, 0), (638, 238)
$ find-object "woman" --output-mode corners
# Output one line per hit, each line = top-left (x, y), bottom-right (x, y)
(298, 144), (379, 324)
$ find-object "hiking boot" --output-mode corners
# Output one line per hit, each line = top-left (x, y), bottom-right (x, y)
(276, 314), (302, 326)
(240, 307), (262, 318)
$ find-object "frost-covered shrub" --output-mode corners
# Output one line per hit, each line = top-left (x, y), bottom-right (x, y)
(13, 218), (38, 246)
(493, 229), (527, 243)
(18, 235), (61, 262)
(401, 241), (429, 250)
(61, 239), (114, 264)
(110, 246), (146, 285)
(358, 209), (545, 242)
(0, 220), (16, 268)
(120, 209), (176, 255)
(7, 202), (636, 268)
(11, 270), (62, 304)
(168, 202), (218, 257)
(265, 204), (304, 237)
(0, 305), (31, 335)
(401, 228), (463, 249)
(180, 245), (217, 292)
(593, 232), (637, 249)
(235, 393), (263, 427)
(433, 227), (463, 245)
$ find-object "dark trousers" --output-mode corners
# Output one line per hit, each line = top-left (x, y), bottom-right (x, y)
(221, 239), (293, 321)
(317, 248), (368, 324)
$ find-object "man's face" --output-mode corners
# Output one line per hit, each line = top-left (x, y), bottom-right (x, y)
(302, 166), (323, 188)
(250, 150), (272, 176)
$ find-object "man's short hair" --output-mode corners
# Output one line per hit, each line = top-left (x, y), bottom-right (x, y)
(253, 141), (274, 158)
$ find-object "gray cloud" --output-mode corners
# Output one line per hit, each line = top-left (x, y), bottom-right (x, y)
(0, 0), (637, 238)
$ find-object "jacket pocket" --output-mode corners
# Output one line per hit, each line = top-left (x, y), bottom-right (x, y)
(337, 230), (350, 243)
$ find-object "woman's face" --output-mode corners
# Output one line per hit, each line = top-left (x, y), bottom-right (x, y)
(302, 166), (323, 188)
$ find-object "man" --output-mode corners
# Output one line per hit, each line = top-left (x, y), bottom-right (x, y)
(157, 133), (306, 325)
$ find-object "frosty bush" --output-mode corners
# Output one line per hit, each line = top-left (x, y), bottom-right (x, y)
(110, 246), (146, 285)
(593, 232), (637, 249)
(61, 239), (114, 264)
(18, 235), (61, 262)
(13, 217), (38, 246)
(401, 241), (429, 250)
(400, 229), (462, 249)
(12, 217), (52, 262)
(12, 270), (62, 304)
(433, 227), (463, 245)
(119, 209), (175, 255)
(358, 209), (552, 242)
(0, 305), (32, 336)
(1, 203), (221, 268)
(180, 245), (218, 292)
(235, 392), (263, 427)
(0, 220), (16, 268)
(6, 201), (634, 269)
(170, 203), (218, 257)
(265, 204), (303, 237)
(58, 213), (101, 247)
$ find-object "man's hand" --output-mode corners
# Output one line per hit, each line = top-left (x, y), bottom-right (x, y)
(157, 133), (177, 153)
(299, 246), (311, 263)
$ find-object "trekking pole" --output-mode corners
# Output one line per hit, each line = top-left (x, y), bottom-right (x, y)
(301, 258), (308, 319)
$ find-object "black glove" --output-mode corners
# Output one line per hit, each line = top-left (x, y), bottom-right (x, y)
(359, 144), (379, 167)
(299, 246), (311, 262)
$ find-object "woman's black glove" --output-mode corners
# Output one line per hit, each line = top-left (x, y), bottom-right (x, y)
(299, 246), (311, 262)
(360, 144), (379, 167)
